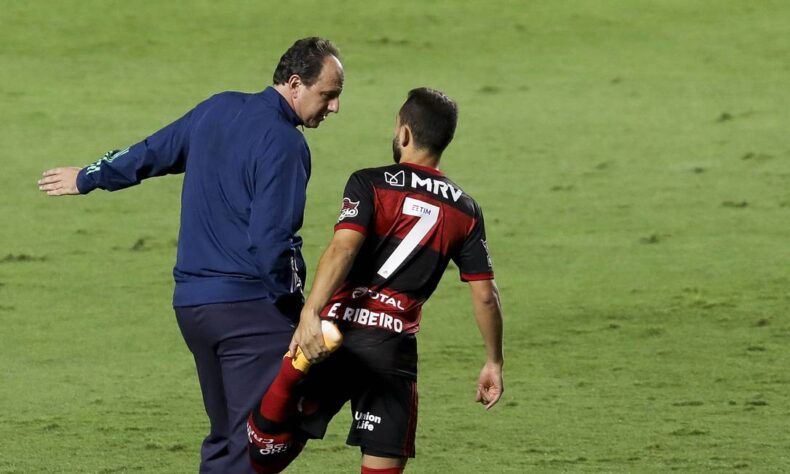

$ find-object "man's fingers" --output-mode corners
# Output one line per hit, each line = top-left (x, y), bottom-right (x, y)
(40, 183), (77, 196)
(38, 182), (61, 191)
(300, 343), (317, 362)
(302, 338), (330, 363)
(303, 349), (317, 362)
(290, 335), (323, 361)
(38, 167), (80, 196)
(488, 389), (502, 409)
(304, 345), (326, 363)
(483, 388), (502, 410)
(475, 382), (502, 410)
(37, 175), (62, 185)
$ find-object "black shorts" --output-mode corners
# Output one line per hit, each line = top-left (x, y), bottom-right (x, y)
(296, 327), (418, 458)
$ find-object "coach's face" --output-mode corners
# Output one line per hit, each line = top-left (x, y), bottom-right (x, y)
(293, 56), (344, 128)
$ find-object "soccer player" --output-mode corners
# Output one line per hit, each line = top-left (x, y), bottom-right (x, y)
(247, 87), (504, 474)
(37, 38), (344, 473)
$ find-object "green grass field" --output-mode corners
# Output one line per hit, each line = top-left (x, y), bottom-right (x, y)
(2, 1), (789, 472)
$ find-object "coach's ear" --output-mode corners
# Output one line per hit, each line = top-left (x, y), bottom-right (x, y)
(287, 74), (303, 100)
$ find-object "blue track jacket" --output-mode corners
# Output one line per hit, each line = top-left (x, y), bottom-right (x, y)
(76, 87), (310, 308)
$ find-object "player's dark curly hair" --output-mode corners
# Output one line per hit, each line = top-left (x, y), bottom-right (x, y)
(272, 37), (341, 86)
(398, 88), (458, 156)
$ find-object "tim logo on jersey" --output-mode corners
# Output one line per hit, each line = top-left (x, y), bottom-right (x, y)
(338, 197), (359, 221)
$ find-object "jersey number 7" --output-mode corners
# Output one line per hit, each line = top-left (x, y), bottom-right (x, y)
(377, 197), (440, 278)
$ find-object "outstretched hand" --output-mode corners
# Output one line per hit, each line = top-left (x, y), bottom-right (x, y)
(475, 361), (504, 410)
(38, 167), (81, 196)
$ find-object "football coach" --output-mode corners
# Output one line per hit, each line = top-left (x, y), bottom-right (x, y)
(37, 37), (344, 473)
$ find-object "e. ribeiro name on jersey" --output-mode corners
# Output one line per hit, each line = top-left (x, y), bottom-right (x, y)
(322, 162), (494, 334)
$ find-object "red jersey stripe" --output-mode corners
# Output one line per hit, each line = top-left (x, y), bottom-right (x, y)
(335, 222), (367, 235)
(461, 272), (495, 282)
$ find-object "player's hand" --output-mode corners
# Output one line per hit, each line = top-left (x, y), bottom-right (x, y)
(38, 167), (81, 196)
(289, 308), (329, 363)
(475, 360), (503, 410)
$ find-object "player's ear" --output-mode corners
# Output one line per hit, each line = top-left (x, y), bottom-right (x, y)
(401, 125), (412, 148)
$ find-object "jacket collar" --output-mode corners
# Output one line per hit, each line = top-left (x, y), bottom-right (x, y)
(262, 86), (303, 127)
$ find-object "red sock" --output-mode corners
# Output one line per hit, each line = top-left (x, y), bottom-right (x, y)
(259, 356), (306, 423)
(361, 467), (404, 474)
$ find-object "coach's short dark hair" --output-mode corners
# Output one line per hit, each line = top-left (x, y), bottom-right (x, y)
(272, 37), (341, 86)
(398, 88), (458, 156)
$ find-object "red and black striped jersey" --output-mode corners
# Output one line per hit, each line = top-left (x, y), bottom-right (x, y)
(320, 162), (494, 334)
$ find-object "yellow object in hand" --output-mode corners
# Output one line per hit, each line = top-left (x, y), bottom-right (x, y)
(291, 320), (343, 373)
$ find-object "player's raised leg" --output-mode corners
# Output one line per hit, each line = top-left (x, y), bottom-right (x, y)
(247, 321), (342, 473)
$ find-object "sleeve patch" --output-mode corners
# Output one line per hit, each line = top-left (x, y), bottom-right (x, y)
(338, 197), (360, 221)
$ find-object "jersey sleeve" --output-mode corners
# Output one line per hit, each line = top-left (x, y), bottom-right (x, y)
(453, 204), (495, 281)
(334, 172), (374, 235)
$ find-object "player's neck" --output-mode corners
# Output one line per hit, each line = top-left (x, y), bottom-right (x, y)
(399, 152), (440, 171)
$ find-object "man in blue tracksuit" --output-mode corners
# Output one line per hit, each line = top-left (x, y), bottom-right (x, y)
(37, 37), (344, 473)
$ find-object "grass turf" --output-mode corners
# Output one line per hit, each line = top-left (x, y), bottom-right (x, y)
(1, 1), (789, 472)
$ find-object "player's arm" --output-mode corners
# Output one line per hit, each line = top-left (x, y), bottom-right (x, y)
(290, 229), (365, 362)
(468, 278), (504, 410)
(37, 107), (195, 196)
